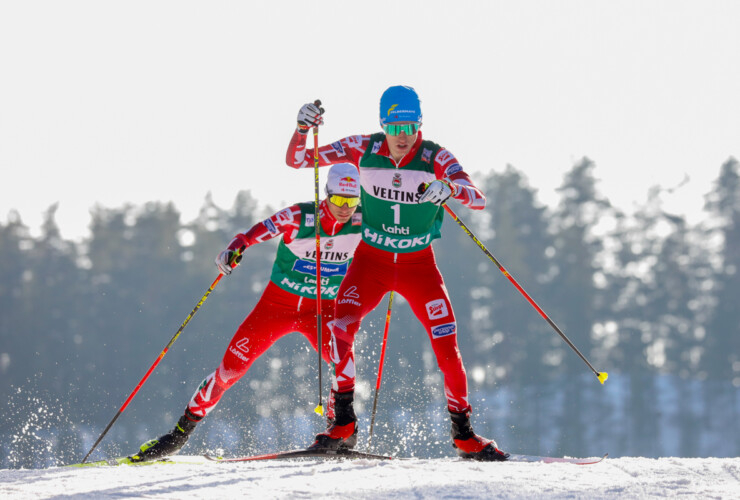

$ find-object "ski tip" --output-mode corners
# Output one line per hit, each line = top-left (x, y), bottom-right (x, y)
(597, 372), (608, 384)
(314, 404), (324, 416)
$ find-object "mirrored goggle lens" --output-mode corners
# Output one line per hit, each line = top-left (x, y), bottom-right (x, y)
(329, 195), (360, 207)
(382, 123), (420, 136)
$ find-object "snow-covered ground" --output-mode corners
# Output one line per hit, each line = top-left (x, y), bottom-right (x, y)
(1, 456), (739, 499)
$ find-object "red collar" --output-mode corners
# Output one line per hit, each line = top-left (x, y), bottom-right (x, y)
(376, 131), (424, 167)
(319, 199), (343, 235)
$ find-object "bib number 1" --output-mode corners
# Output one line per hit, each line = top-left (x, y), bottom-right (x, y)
(390, 204), (400, 224)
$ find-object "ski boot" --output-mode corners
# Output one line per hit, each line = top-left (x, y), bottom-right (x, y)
(309, 390), (357, 450)
(450, 408), (509, 461)
(129, 410), (201, 463)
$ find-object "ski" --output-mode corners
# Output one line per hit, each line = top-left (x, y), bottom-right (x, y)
(66, 457), (143, 468)
(205, 449), (605, 464)
(65, 455), (209, 468)
(205, 448), (393, 462)
(505, 453), (608, 465)
(67, 451), (605, 467)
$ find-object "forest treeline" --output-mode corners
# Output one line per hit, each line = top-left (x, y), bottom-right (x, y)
(1, 157), (738, 467)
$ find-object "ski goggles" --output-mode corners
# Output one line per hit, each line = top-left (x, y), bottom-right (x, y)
(382, 123), (420, 136)
(329, 195), (360, 207)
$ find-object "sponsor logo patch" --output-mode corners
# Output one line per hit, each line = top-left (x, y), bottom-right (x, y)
(431, 323), (457, 339)
(276, 209), (293, 225)
(338, 298), (361, 307)
(363, 226), (431, 250)
(445, 163), (463, 176)
(372, 185), (419, 203)
(305, 214), (315, 227)
(343, 285), (360, 298)
(292, 259), (348, 277)
(382, 223), (409, 235)
(392, 173), (402, 188)
(228, 346), (250, 363)
(279, 277), (339, 297)
(331, 141), (346, 156)
(426, 299), (449, 320)
(436, 150), (453, 166)
(347, 135), (363, 149)
(264, 219), (278, 235)
(421, 148), (433, 163)
(235, 337), (250, 353)
(337, 178), (358, 193)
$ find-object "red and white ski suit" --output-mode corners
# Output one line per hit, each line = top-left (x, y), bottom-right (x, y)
(286, 130), (485, 413)
(187, 200), (355, 419)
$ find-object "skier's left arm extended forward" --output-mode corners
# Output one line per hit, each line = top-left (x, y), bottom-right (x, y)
(215, 205), (304, 275)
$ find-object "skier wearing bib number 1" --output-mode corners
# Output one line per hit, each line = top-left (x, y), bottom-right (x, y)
(286, 86), (509, 461)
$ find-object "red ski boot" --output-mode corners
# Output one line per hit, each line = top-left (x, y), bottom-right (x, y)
(309, 390), (357, 450)
(450, 408), (509, 461)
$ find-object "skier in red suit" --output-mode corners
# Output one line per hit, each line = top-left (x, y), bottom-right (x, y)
(129, 163), (363, 462)
(285, 87), (509, 461)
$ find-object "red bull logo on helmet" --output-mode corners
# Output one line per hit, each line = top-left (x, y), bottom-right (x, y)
(327, 163), (360, 197)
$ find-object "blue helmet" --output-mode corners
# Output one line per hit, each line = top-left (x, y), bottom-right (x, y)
(379, 85), (422, 126)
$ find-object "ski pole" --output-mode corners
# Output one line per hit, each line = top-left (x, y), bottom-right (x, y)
(312, 100), (324, 416)
(368, 291), (394, 447)
(81, 254), (241, 463)
(442, 204), (608, 385)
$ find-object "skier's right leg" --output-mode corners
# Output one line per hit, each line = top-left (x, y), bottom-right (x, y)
(398, 250), (509, 462)
(129, 283), (297, 461)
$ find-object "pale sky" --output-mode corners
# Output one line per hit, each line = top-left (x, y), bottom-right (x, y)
(1, 1), (738, 241)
